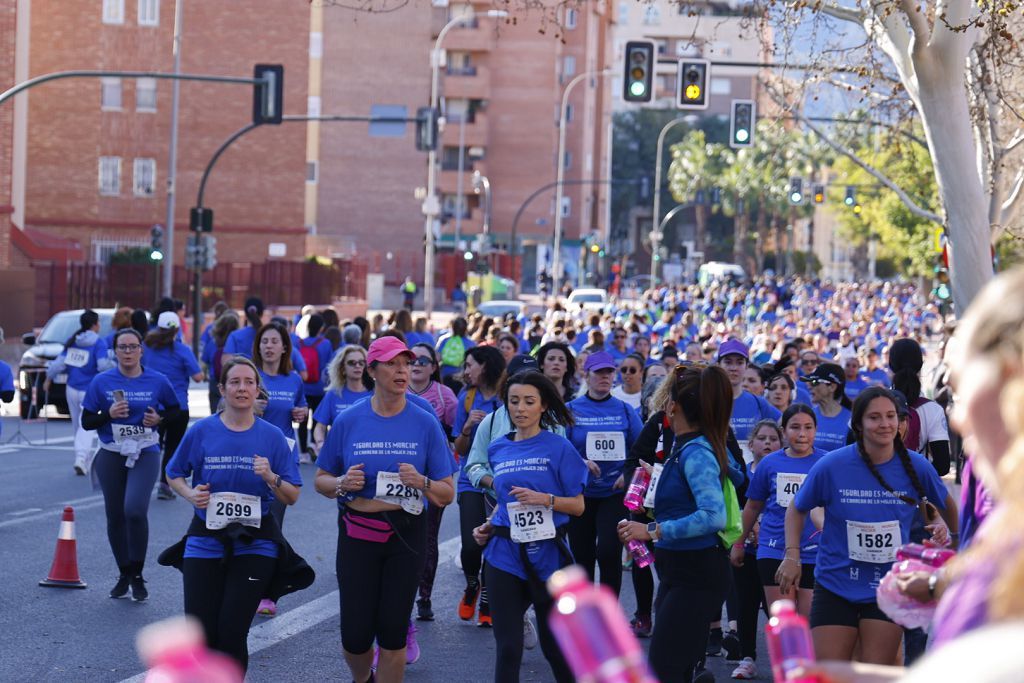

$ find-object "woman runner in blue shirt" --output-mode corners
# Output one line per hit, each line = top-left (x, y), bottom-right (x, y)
(472, 371), (586, 683)
(805, 363), (853, 453)
(164, 357), (304, 672)
(312, 345), (373, 455)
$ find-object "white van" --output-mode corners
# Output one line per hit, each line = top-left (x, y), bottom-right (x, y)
(697, 262), (746, 287)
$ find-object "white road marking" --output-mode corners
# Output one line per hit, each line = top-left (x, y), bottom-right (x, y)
(8, 508), (43, 516)
(0, 495), (105, 528)
(117, 535), (463, 682)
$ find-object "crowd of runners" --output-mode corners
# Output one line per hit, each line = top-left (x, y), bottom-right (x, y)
(17, 267), (1024, 682)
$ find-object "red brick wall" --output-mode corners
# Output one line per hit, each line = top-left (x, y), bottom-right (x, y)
(24, 1), (310, 263)
(0, 0), (14, 269)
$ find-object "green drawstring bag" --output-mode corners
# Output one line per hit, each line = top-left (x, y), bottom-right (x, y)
(718, 477), (743, 549)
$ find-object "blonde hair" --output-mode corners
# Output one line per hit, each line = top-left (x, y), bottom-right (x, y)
(948, 267), (1024, 621)
(327, 345), (367, 393)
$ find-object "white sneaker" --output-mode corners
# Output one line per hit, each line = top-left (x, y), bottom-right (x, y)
(523, 611), (538, 650)
(298, 450), (312, 465)
(731, 657), (757, 680)
(73, 457), (87, 476)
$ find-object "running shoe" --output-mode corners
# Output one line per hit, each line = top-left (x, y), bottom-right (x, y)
(458, 581), (480, 621)
(693, 669), (716, 683)
(257, 599), (277, 617)
(298, 450), (313, 465)
(157, 483), (176, 500)
(73, 459), (87, 476)
(523, 613), (538, 650)
(110, 574), (131, 599)
(706, 627), (723, 656)
(130, 575), (148, 602)
(406, 622), (420, 664)
(417, 598), (434, 621)
(731, 657), (757, 680)
(477, 600), (492, 627)
(631, 613), (653, 638)
(722, 629), (741, 661)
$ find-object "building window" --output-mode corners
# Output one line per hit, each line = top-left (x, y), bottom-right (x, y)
(94, 239), (148, 264)
(444, 98), (472, 123)
(306, 161), (318, 184)
(133, 158), (156, 196)
(136, 78), (156, 112)
(441, 146), (472, 171)
(101, 78), (122, 110)
(563, 151), (572, 170)
(710, 78), (732, 95)
(642, 4), (661, 24)
(656, 39), (668, 55)
(563, 55), (577, 79)
(618, 1), (629, 24)
(564, 7), (578, 29)
(442, 194), (470, 219)
(447, 51), (474, 75)
(138, 0), (159, 26)
(309, 32), (323, 59)
(102, 0), (124, 24)
(565, 103), (574, 123)
(561, 196), (571, 217)
(99, 157), (121, 196)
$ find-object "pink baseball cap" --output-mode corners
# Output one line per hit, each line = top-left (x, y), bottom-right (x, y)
(366, 336), (415, 364)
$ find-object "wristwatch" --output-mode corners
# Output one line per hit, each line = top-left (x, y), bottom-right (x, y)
(273, 475), (282, 489)
(646, 521), (660, 542)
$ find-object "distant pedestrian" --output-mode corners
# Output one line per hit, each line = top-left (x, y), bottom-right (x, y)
(402, 277), (417, 311)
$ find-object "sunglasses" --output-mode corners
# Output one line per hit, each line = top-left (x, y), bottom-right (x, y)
(620, 366), (639, 374)
(807, 379), (833, 386)
(345, 359), (366, 367)
(801, 359), (819, 366)
(411, 356), (434, 367)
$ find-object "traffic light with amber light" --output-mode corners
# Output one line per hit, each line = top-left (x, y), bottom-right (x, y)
(813, 184), (825, 204)
(677, 59), (709, 110)
(729, 100), (755, 148)
(623, 41), (655, 103)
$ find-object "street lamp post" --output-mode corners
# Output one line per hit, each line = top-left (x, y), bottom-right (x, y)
(650, 117), (688, 285)
(423, 9), (507, 317)
(472, 170), (491, 251)
(552, 69), (612, 297)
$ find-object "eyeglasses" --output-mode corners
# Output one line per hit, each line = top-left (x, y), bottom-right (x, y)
(620, 366), (639, 374)
(345, 359), (366, 367)
(807, 379), (833, 387)
(411, 356), (434, 367)
(116, 344), (141, 352)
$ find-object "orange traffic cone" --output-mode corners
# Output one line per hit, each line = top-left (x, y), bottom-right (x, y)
(39, 506), (87, 589)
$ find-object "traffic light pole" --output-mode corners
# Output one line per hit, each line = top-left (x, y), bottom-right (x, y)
(553, 69), (612, 295)
(651, 117), (689, 285)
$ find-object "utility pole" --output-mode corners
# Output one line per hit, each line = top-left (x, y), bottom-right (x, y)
(162, 0), (183, 299)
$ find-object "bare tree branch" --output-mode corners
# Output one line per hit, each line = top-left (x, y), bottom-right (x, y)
(818, 3), (865, 25)
(1000, 166), (1024, 230)
(898, 0), (932, 55)
(798, 114), (944, 222)
(932, 0), (977, 57)
(1006, 130), (1024, 154)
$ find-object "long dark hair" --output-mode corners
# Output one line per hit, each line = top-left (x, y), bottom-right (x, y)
(536, 341), (576, 399)
(130, 310), (150, 338)
(502, 371), (575, 432)
(243, 297), (264, 329)
(670, 364), (733, 482)
(889, 338), (924, 403)
(144, 326), (177, 350)
(66, 309), (99, 349)
(850, 386), (929, 508)
(252, 322), (293, 376)
(465, 345), (507, 392)
(782, 402), (817, 429)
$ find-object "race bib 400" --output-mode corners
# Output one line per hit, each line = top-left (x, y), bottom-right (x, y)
(775, 473), (806, 509)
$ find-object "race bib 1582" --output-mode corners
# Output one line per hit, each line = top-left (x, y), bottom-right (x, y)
(846, 519), (900, 563)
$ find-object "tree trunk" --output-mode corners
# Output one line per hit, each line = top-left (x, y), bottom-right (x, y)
(733, 211), (748, 268)
(916, 61), (993, 311)
(772, 218), (784, 274)
(695, 205), (708, 255)
(755, 206), (767, 273)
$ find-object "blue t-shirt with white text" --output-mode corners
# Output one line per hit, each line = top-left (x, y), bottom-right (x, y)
(813, 405), (852, 453)
(746, 447), (826, 563)
(82, 368), (179, 453)
(566, 393), (644, 498)
(257, 370), (306, 459)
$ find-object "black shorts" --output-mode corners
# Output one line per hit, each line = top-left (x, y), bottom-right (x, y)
(809, 583), (893, 629)
(757, 557), (815, 590)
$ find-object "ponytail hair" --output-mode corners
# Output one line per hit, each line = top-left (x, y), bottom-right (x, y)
(66, 309), (99, 349)
(670, 364), (733, 482)
(243, 296), (265, 329)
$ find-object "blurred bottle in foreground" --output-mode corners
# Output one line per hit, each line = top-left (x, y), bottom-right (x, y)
(547, 565), (658, 683)
(765, 599), (819, 683)
(137, 616), (242, 683)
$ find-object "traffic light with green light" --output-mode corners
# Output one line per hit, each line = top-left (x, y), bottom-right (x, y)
(677, 59), (709, 110)
(149, 224), (164, 261)
(729, 100), (754, 148)
(623, 41), (655, 103)
(844, 186), (856, 206)
(789, 178), (803, 205)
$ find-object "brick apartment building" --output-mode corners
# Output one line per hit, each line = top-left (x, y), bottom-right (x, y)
(314, 0), (615, 292)
(9, 0), (310, 270)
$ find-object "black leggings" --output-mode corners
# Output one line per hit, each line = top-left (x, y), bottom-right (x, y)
(297, 393), (322, 452)
(629, 513), (654, 617)
(459, 491), (494, 585)
(418, 503), (445, 601)
(485, 563), (574, 683)
(567, 493), (626, 596)
(159, 409), (189, 485)
(93, 448), (160, 570)
(336, 509), (426, 653)
(734, 552), (767, 659)
(650, 546), (730, 682)
(184, 554), (275, 672)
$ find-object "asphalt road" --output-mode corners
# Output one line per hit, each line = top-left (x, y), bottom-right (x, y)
(0, 389), (769, 683)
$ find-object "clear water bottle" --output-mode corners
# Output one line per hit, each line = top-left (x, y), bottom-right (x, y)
(896, 543), (955, 567)
(547, 566), (658, 683)
(622, 467), (651, 512)
(765, 599), (818, 683)
(137, 616), (243, 683)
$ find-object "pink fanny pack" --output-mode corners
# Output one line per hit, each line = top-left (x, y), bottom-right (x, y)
(342, 512), (394, 544)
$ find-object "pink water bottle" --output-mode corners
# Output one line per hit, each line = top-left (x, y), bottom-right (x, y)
(896, 543), (955, 567)
(765, 599), (818, 683)
(547, 566), (658, 683)
(137, 616), (243, 683)
(626, 539), (654, 569)
(623, 468), (651, 512)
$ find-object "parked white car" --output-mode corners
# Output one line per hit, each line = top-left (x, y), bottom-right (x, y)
(566, 288), (609, 313)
